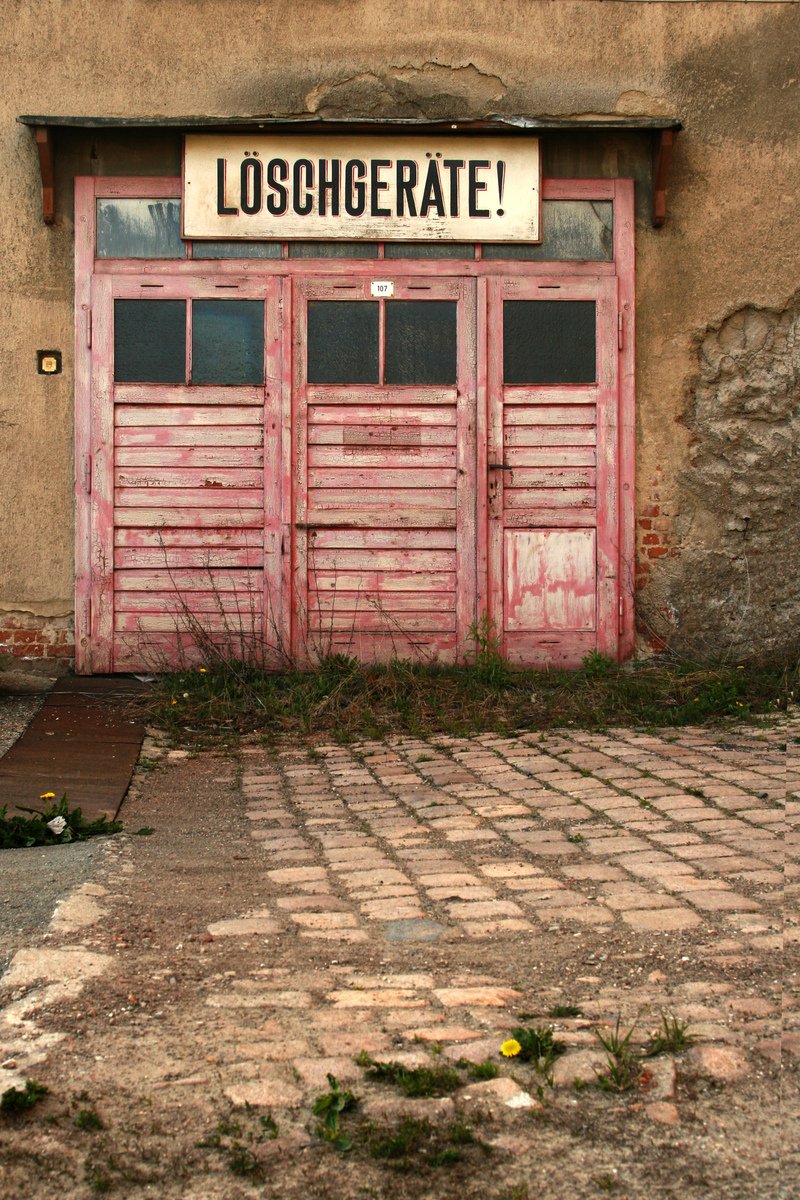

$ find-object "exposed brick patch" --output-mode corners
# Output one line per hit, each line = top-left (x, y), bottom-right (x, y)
(0, 612), (74, 664)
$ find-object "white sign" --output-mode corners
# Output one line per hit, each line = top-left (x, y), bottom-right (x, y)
(183, 135), (541, 242)
(370, 280), (394, 297)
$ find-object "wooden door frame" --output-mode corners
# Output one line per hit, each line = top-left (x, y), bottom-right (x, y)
(74, 175), (634, 673)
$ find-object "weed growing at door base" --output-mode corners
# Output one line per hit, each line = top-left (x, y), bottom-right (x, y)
(141, 652), (792, 744)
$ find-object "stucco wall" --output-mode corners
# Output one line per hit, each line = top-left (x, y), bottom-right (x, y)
(0, 0), (797, 662)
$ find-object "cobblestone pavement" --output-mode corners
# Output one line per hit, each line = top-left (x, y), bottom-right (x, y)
(1, 717), (796, 1198)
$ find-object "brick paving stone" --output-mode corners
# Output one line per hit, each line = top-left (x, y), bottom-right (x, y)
(433, 986), (522, 1007)
(621, 908), (702, 931)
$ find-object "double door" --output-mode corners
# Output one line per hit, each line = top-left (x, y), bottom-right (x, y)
(82, 271), (620, 672)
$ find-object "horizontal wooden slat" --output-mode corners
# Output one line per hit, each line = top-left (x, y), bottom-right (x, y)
(502, 509), (597, 528)
(309, 571), (455, 592)
(308, 446), (456, 468)
(320, 632), (457, 662)
(115, 426), (263, 447)
(503, 630), (596, 669)
(502, 468), (596, 488)
(115, 591), (265, 614)
(307, 387), (456, 406)
(504, 488), (596, 509)
(114, 467), (263, 489)
(115, 406), (262, 427)
(313, 590), (453, 612)
(502, 405), (596, 425)
(115, 611), (264, 632)
(114, 508), (264, 528)
(114, 385), (263, 405)
(503, 446), (597, 466)
(116, 447), (264, 468)
(310, 406), (456, 427)
(309, 488), (454, 509)
(115, 528), (263, 548)
(501, 425), (597, 445)
(114, 547), (263, 569)
(114, 569), (259, 592)
(308, 468), (457, 489)
(502, 386), (598, 406)
(310, 529), (456, 550)
(310, 549), (455, 571)
(306, 510), (457, 529)
(115, 487), (262, 508)
(309, 612), (456, 633)
(308, 426), (456, 447)
(113, 633), (276, 671)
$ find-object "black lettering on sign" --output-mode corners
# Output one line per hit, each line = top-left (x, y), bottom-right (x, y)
(420, 159), (445, 218)
(396, 161), (418, 217)
(468, 160), (491, 218)
(216, 158), (238, 216)
(240, 157), (263, 215)
(370, 160), (392, 217)
(344, 159), (367, 216)
(319, 159), (341, 217)
(293, 159), (314, 216)
(442, 160), (464, 217)
(265, 159), (288, 215)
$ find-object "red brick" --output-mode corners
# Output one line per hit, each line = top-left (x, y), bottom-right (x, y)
(641, 504), (661, 518)
(647, 546), (670, 559)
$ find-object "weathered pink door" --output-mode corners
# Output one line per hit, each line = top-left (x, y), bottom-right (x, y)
(486, 276), (620, 665)
(292, 276), (477, 663)
(87, 275), (283, 672)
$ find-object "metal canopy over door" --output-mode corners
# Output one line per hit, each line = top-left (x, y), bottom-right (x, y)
(87, 274), (284, 672)
(486, 275), (620, 665)
(292, 276), (477, 663)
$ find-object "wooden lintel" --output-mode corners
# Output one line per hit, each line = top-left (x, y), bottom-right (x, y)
(34, 126), (55, 225)
(652, 128), (675, 229)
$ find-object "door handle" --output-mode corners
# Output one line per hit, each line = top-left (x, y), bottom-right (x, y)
(488, 463), (512, 470)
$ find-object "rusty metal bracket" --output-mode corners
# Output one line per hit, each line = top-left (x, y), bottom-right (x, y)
(652, 128), (676, 229)
(34, 126), (55, 224)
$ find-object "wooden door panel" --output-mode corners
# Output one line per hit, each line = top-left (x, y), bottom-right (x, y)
(488, 275), (619, 667)
(293, 276), (476, 664)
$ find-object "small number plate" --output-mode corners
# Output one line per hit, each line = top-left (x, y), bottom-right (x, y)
(370, 280), (394, 298)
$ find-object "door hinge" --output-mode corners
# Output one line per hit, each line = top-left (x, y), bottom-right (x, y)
(618, 313), (624, 351)
(87, 596), (92, 634)
(85, 454), (92, 494)
(619, 596), (624, 635)
(86, 308), (92, 348)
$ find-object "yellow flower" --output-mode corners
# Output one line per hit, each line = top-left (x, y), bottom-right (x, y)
(500, 1038), (522, 1058)
(39, 791), (56, 800)
(171, 700), (178, 706)
(198, 667), (207, 674)
(736, 665), (745, 670)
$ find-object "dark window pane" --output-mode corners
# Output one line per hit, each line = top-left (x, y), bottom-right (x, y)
(483, 200), (613, 261)
(384, 242), (475, 259)
(97, 200), (185, 259)
(289, 242), (379, 258)
(193, 241), (282, 259)
(114, 299), (186, 383)
(307, 301), (379, 384)
(504, 301), (596, 385)
(385, 301), (457, 386)
(192, 301), (264, 385)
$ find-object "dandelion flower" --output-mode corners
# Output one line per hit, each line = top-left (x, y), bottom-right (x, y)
(198, 667), (207, 674)
(501, 1038), (522, 1058)
(171, 700), (178, 706)
(39, 791), (56, 800)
